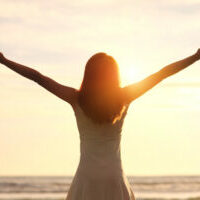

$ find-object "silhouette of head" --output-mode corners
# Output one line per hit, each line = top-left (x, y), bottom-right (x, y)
(80, 52), (121, 91)
(78, 52), (125, 124)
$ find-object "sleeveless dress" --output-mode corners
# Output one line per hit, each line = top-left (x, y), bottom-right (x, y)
(65, 100), (135, 200)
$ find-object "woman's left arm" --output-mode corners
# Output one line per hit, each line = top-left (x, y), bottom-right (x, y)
(158, 49), (200, 79)
(0, 53), (77, 105)
(121, 49), (200, 104)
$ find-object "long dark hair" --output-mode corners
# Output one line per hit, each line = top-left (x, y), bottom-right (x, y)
(78, 52), (126, 124)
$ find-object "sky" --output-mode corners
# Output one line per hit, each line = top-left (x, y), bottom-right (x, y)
(0, 0), (200, 176)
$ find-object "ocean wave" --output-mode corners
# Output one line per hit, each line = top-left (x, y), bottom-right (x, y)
(1, 176), (200, 199)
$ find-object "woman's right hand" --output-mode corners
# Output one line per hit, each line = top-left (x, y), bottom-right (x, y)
(0, 52), (6, 64)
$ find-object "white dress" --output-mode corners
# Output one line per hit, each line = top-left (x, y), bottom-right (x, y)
(65, 100), (135, 200)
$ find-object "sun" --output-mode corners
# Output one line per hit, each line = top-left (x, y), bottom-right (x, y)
(119, 63), (142, 87)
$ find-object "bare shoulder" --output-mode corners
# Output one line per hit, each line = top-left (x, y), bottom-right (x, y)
(70, 89), (79, 110)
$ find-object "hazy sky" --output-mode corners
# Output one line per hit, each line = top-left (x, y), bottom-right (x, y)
(0, 0), (200, 176)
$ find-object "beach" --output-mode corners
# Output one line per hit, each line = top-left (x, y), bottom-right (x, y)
(0, 176), (200, 200)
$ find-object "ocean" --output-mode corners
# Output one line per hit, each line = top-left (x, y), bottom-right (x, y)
(0, 176), (200, 200)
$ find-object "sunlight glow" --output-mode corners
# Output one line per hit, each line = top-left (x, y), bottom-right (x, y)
(119, 63), (143, 87)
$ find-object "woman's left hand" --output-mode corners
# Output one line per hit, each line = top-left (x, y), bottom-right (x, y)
(194, 48), (200, 60)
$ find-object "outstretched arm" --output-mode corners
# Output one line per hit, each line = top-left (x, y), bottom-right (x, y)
(0, 53), (77, 105)
(122, 49), (200, 104)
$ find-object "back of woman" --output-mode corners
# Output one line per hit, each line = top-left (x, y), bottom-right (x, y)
(1, 49), (199, 200)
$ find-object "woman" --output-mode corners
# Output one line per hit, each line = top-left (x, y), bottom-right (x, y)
(0, 49), (199, 200)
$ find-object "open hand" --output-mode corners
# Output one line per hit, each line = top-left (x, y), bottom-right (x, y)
(194, 48), (200, 60)
(0, 52), (6, 64)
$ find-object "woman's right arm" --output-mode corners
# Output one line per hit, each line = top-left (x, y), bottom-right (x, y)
(0, 52), (77, 105)
(122, 49), (200, 104)
(0, 52), (42, 82)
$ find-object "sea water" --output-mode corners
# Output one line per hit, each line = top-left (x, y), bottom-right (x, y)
(0, 176), (200, 200)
